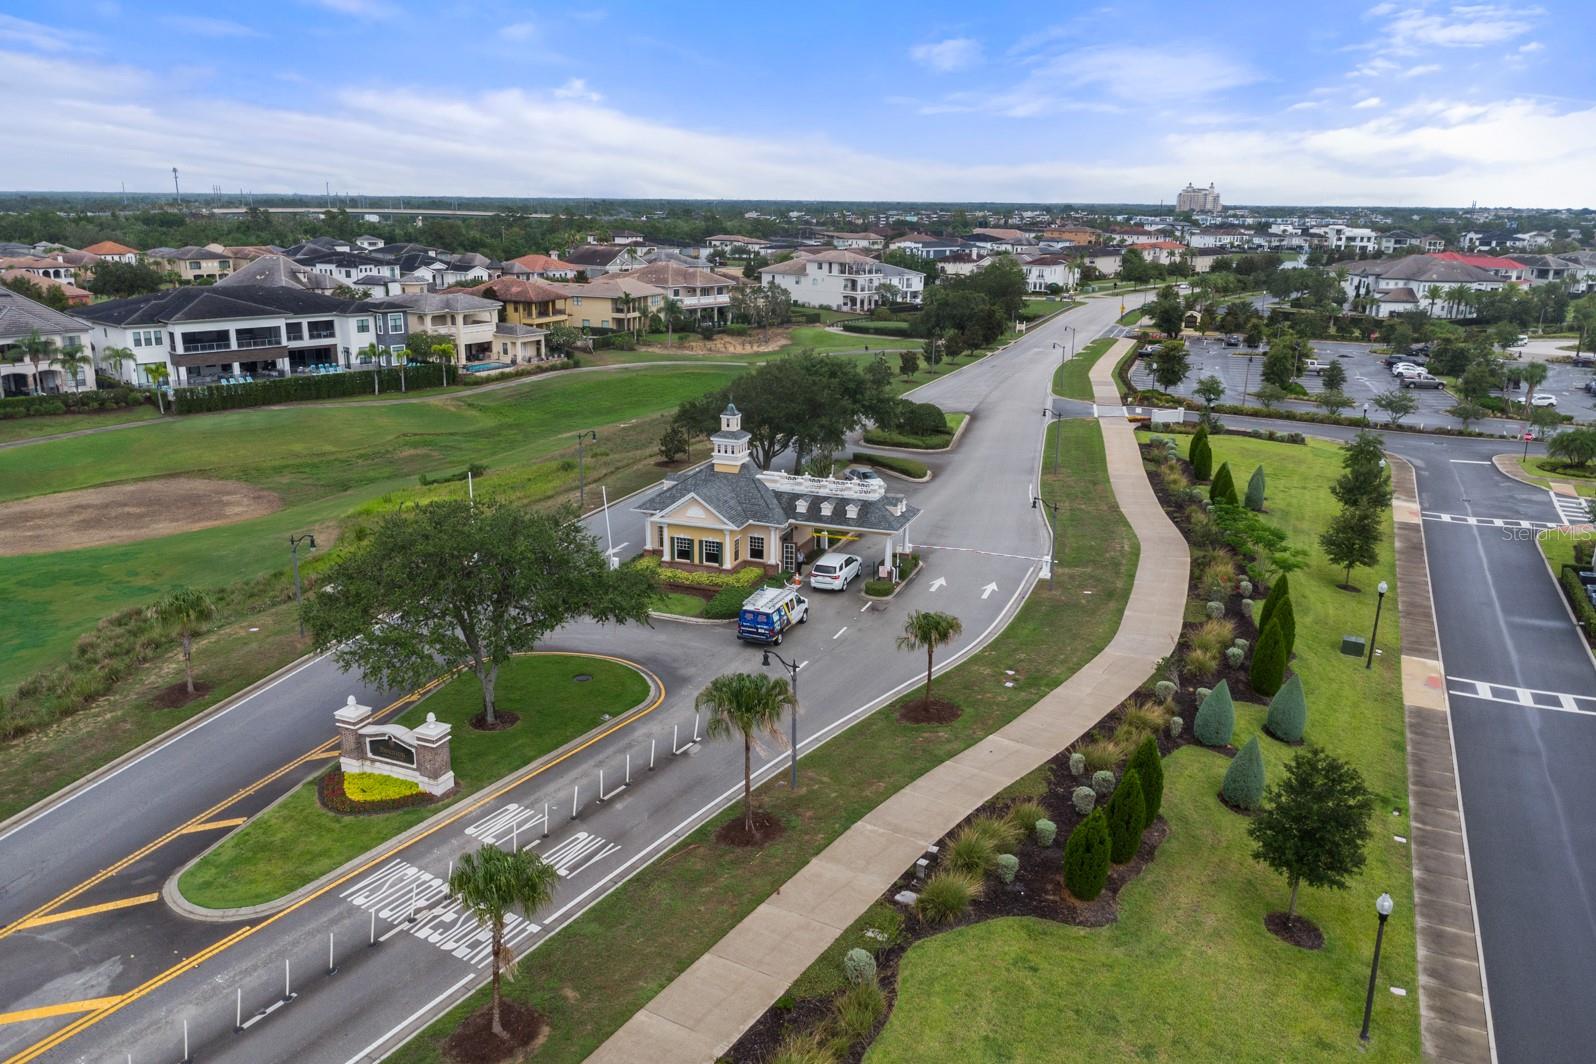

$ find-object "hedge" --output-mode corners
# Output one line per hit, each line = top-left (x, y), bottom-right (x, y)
(1559, 566), (1596, 644)
(173, 364), (446, 412)
(0, 386), (150, 419)
(630, 554), (766, 590)
(851, 451), (929, 479)
(861, 427), (954, 449)
(343, 771), (421, 802)
(839, 319), (910, 336)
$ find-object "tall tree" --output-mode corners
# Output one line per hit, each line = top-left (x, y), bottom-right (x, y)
(1330, 431), (1392, 512)
(303, 499), (654, 726)
(1371, 389), (1417, 425)
(698, 672), (794, 835)
(1319, 360), (1347, 392)
(1149, 340), (1191, 391)
(897, 610), (963, 709)
(448, 845), (557, 1040)
(1320, 503), (1382, 588)
(1248, 746), (1375, 926)
(98, 345), (136, 385)
(154, 587), (216, 695)
(85, 260), (169, 299)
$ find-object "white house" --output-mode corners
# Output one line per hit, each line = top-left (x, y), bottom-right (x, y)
(629, 261), (740, 322)
(759, 250), (916, 312)
(1019, 255), (1079, 292)
(1317, 225), (1379, 252)
(1340, 255), (1504, 319)
(878, 261), (925, 304)
(817, 231), (884, 251)
(889, 234), (970, 260)
(0, 287), (94, 396)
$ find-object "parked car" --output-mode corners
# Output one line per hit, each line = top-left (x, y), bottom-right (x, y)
(736, 585), (808, 645)
(1383, 354), (1423, 369)
(1583, 379), (1596, 396)
(845, 467), (882, 484)
(1390, 362), (1422, 378)
(1303, 359), (1326, 375)
(807, 552), (862, 592)
(1401, 372), (1444, 389)
(1223, 334), (1241, 347)
(1530, 392), (1558, 408)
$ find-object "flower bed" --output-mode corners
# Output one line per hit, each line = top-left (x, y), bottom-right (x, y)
(316, 767), (448, 815)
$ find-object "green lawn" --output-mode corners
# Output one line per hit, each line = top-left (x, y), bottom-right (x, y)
(1052, 337), (1117, 401)
(0, 366), (740, 694)
(177, 654), (650, 909)
(385, 420), (1138, 1064)
(870, 434), (1418, 1063)
(655, 591), (708, 617)
(0, 403), (165, 444)
(1522, 456), (1596, 498)
(1118, 305), (1147, 326)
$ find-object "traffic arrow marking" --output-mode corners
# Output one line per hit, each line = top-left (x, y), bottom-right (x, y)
(981, 582), (999, 600)
(928, 577), (948, 592)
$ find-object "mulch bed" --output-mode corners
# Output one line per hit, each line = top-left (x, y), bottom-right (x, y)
(1217, 793), (1259, 817)
(895, 695), (962, 724)
(470, 710), (521, 731)
(1265, 911), (1325, 950)
(443, 1000), (547, 1064)
(317, 767), (449, 816)
(151, 679), (213, 709)
(715, 808), (786, 847)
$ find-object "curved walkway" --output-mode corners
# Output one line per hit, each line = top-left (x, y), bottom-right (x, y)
(586, 339), (1190, 1063)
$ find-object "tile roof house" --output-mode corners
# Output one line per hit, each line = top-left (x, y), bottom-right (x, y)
(628, 261), (740, 322)
(502, 253), (579, 281)
(218, 253), (341, 292)
(450, 277), (569, 331)
(548, 276), (665, 333)
(80, 240), (140, 263)
(0, 269), (93, 306)
(0, 286), (94, 395)
(636, 404), (920, 575)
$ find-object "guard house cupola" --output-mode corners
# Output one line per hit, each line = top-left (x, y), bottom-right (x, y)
(711, 402), (751, 473)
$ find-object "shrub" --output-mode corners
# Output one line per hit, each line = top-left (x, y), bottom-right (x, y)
(1196, 551), (1238, 596)
(843, 947), (877, 986)
(1239, 579), (1254, 597)
(318, 769), (438, 814)
(1205, 600), (1225, 619)
(1210, 462), (1239, 506)
(630, 554), (765, 590)
(1189, 616), (1236, 658)
(1121, 698), (1171, 738)
(1273, 594), (1297, 659)
(1225, 646), (1245, 668)
(1154, 680), (1177, 703)
(1184, 646), (1220, 680)
(702, 586), (746, 619)
(1257, 573), (1290, 634)
(1240, 598), (1255, 620)
(1091, 769), (1116, 798)
(945, 825), (999, 877)
(834, 979), (886, 1043)
(1126, 736), (1165, 829)
(1168, 715), (1184, 739)
(1233, 637), (1250, 652)
(1246, 465), (1267, 511)
(851, 451), (928, 479)
(1006, 800), (1048, 834)
(1265, 673), (1308, 743)
(1250, 619), (1289, 697)
(967, 814), (1024, 854)
(1221, 736), (1266, 810)
(1190, 425), (1213, 481)
(1194, 680), (1236, 747)
(916, 870), (982, 924)
(1035, 818), (1057, 846)
(1063, 808), (1112, 901)
(342, 772), (422, 802)
(1072, 786), (1097, 815)
(995, 853), (1020, 885)
(1107, 767), (1146, 863)
(1068, 751), (1086, 777)
(1080, 739), (1120, 773)
(769, 1031), (837, 1064)
(1560, 565), (1596, 641)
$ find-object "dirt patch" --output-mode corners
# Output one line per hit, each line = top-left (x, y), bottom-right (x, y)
(0, 478), (281, 555)
(471, 710), (522, 732)
(715, 808), (786, 847)
(896, 696), (962, 724)
(443, 1001), (547, 1064)
(1265, 911), (1325, 950)
(151, 679), (213, 709)
(637, 327), (798, 356)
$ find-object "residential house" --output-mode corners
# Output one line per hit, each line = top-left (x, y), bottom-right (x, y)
(450, 278), (569, 331)
(1042, 225), (1103, 245)
(935, 251), (991, 277)
(375, 292), (504, 365)
(80, 240), (140, 264)
(1138, 240), (1190, 267)
(72, 284), (385, 386)
(889, 234), (971, 260)
(562, 243), (649, 277)
(295, 250), (404, 286)
(502, 253), (579, 281)
(610, 230), (646, 246)
(1019, 255), (1079, 292)
(817, 231), (884, 251)
(0, 287), (94, 395)
(628, 261), (739, 323)
(1187, 227), (1253, 250)
(1070, 246), (1124, 278)
(355, 234), (385, 251)
(1105, 225), (1162, 246)
(1318, 225), (1379, 252)
(1512, 254), (1579, 287)
(1432, 251), (1527, 283)
(970, 227), (1032, 244)
(217, 254), (341, 294)
(1377, 229), (1444, 254)
(706, 235), (772, 254)
(759, 250), (913, 312)
(878, 261), (926, 304)
(550, 276), (666, 332)
(0, 256), (80, 283)
(1188, 248), (1232, 274)
(1340, 255), (1504, 318)
(636, 403), (919, 575)
(148, 244), (234, 283)
(1, 270), (92, 306)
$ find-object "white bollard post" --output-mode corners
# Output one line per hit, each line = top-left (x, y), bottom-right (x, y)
(625, 752), (631, 785)
(370, 908), (376, 946)
(284, 957), (292, 1000)
(673, 723), (679, 752)
(542, 801), (550, 837)
(693, 711), (702, 742)
(328, 930), (337, 975)
(447, 858), (453, 880)
(236, 986), (242, 1031)
(598, 769), (604, 799)
(650, 738), (657, 770)
(572, 784), (579, 819)
(184, 1019), (189, 1062)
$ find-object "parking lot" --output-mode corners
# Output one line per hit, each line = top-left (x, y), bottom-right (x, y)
(1129, 336), (1596, 425)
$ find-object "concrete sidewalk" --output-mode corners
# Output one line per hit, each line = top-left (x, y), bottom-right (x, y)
(586, 339), (1188, 1063)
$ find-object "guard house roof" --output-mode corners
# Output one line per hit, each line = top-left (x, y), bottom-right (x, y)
(635, 463), (918, 534)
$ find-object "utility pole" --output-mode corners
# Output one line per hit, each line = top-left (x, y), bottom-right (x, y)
(172, 167), (181, 206)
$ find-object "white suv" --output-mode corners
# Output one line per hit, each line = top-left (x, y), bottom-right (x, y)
(808, 552), (862, 591)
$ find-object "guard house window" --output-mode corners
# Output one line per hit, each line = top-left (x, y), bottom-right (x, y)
(701, 540), (723, 566)
(748, 535), (765, 561)
(733, 537), (741, 562)
(672, 536), (693, 563)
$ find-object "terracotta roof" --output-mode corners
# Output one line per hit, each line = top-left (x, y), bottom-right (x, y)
(452, 277), (568, 304)
(629, 261), (738, 289)
(1432, 251), (1525, 271)
(80, 240), (139, 256)
(548, 276), (665, 300)
(0, 270), (92, 302)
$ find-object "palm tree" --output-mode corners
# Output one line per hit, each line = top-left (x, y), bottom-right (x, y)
(897, 610), (964, 709)
(99, 345), (135, 385)
(697, 672), (794, 835)
(15, 330), (54, 395)
(448, 845), (557, 1040)
(661, 296), (685, 345)
(54, 346), (90, 392)
(146, 363), (170, 413)
(1520, 360), (1549, 413)
(154, 587), (216, 694)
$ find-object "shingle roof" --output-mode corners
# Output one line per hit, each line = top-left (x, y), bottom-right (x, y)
(217, 253), (334, 290)
(563, 244), (635, 266)
(0, 286), (91, 340)
(72, 284), (366, 327)
(1379, 287), (1420, 303)
(380, 291), (501, 314)
(637, 462), (789, 527)
(758, 259), (809, 276)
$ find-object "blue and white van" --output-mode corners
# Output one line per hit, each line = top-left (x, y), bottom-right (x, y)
(736, 585), (809, 645)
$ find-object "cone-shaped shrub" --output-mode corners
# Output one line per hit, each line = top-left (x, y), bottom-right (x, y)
(1257, 573), (1290, 634)
(1193, 679), (1235, 747)
(1063, 808), (1111, 901)
(1273, 593), (1297, 659)
(1245, 465), (1267, 511)
(1190, 426), (1213, 482)
(1221, 735), (1266, 810)
(1210, 462), (1238, 506)
(1126, 735), (1165, 830)
(1250, 619), (1289, 696)
(1264, 674), (1308, 743)
(1107, 767), (1146, 864)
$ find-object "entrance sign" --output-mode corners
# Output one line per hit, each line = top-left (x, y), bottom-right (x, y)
(334, 696), (455, 795)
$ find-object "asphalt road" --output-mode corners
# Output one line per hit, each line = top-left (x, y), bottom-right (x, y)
(0, 295), (1133, 1063)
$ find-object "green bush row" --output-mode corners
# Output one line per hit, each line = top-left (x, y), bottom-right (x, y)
(172, 364), (446, 412)
(839, 319), (910, 336)
(0, 386), (150, 419)
(1559, 566), (1596, 643)
(861, 427), (953, 449)
(457, 357), (574, 384)
(629, 554), (766, 590)
(851, 451), (929, 479)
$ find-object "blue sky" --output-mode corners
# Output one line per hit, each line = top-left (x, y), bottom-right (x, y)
(2, 1), (1592, 206)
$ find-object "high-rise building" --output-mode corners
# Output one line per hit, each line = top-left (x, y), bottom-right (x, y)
(1176, 182), (1222, 213)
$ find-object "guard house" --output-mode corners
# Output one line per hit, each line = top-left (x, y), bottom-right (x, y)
(636, 404), (920, 574)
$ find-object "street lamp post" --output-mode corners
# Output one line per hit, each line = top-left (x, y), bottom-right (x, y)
(1242, 355), (1253, 408)
(1365, 579), (1389, 669)
(1359, 892), (1396, 1042)
(760, 648), (800, 788)
(575, 429), (598, 510)
(289, 533), (317, 638)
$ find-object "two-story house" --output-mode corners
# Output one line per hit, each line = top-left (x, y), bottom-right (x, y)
(628, 262), (740, 323)
(888, 234), (970, 260)
(450, 278), (570, 331)
(375, 292), (506, 364)
(0, 287), (94, 396)
(502, 253), (579, 281)
(759, 250), (892, 312)
(562, 244), (649, 277)
(1018, 255), (1080, 293)
(549, 276), (666, 332)
(147, 244), (235, 284)
(80, 240), (140, 264)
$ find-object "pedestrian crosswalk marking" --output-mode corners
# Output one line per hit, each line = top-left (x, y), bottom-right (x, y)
(1446, 677), (1596, 716)
(1548, 492), (1593, 525)
(1421, 511), (1559, 530)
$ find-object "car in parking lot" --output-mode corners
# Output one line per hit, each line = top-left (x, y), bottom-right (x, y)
(1391, 362), (1423, 378)
(1401, 372), (1444, 389)
(808, 552), (862, 591)
(1223, 334), (1241, 347)
(845, 467), (882, 484)
(1531, 392), (1558, 408)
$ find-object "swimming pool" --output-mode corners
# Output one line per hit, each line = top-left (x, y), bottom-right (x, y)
(463, 361), (510, 373)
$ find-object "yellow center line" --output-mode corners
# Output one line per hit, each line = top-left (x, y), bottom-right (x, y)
(14, 894), (161, 931)
(0, 997), (122, 1028)
(178, 817), (248, 834)
(5, 652), (663, 1064)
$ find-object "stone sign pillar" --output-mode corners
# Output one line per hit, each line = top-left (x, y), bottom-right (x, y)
(334, 696), (373, 765)
(411, 712), (455, 795)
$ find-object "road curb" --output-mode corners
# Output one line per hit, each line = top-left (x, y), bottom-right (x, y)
(0, 649), (325, 841)
(647, 610), (733, 626)
(162, 654), (662, 923)
(860, 553), (926, 603)
(860, 412), (972, 455)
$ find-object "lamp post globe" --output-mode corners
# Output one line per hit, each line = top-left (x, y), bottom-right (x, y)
(1360, 892), (1395, 1041)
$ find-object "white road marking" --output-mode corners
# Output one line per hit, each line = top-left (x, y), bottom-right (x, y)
(928, 576), (948, 591)
(981, 582), (999, 600)
(1548, 491), (1593, 525)
(1446, 676), (1596, 715)
(915, 542), (1050, 563)
(859, 603), (871, 612)
(1450, 459), (1491, 464)
(342, 973), (475, 1064)
(1421, 511), (1559, 530)
(832, 626), (848, 639)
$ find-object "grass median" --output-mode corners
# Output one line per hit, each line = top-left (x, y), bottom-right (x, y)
(1052, 337), (1117, 401)
(870, 433), (1419, 1063)
(386, 419), (1138, 1064)
(176, 654), (650, 910)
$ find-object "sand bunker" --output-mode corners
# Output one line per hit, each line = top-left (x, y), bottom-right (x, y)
(0, 478), (282, 555)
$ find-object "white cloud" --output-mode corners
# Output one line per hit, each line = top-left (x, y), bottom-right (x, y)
(1401, 63), (1442, 77)
(1518, 40), (1544, 53)
(1354, 96), (1383, 108)
(1368, 3), (1542, 55)
(305, 0), (395, 19)
(552, 78), (602, 103)
(159, 16), (262, 38)
(910, 37), (983, 73)
(501, 21), (537, 42)
(0, 14), (89, 52)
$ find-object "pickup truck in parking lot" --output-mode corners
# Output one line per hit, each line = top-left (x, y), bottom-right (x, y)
(1304, 359), (1326, 375)
(1401, 372), (1444, 389)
